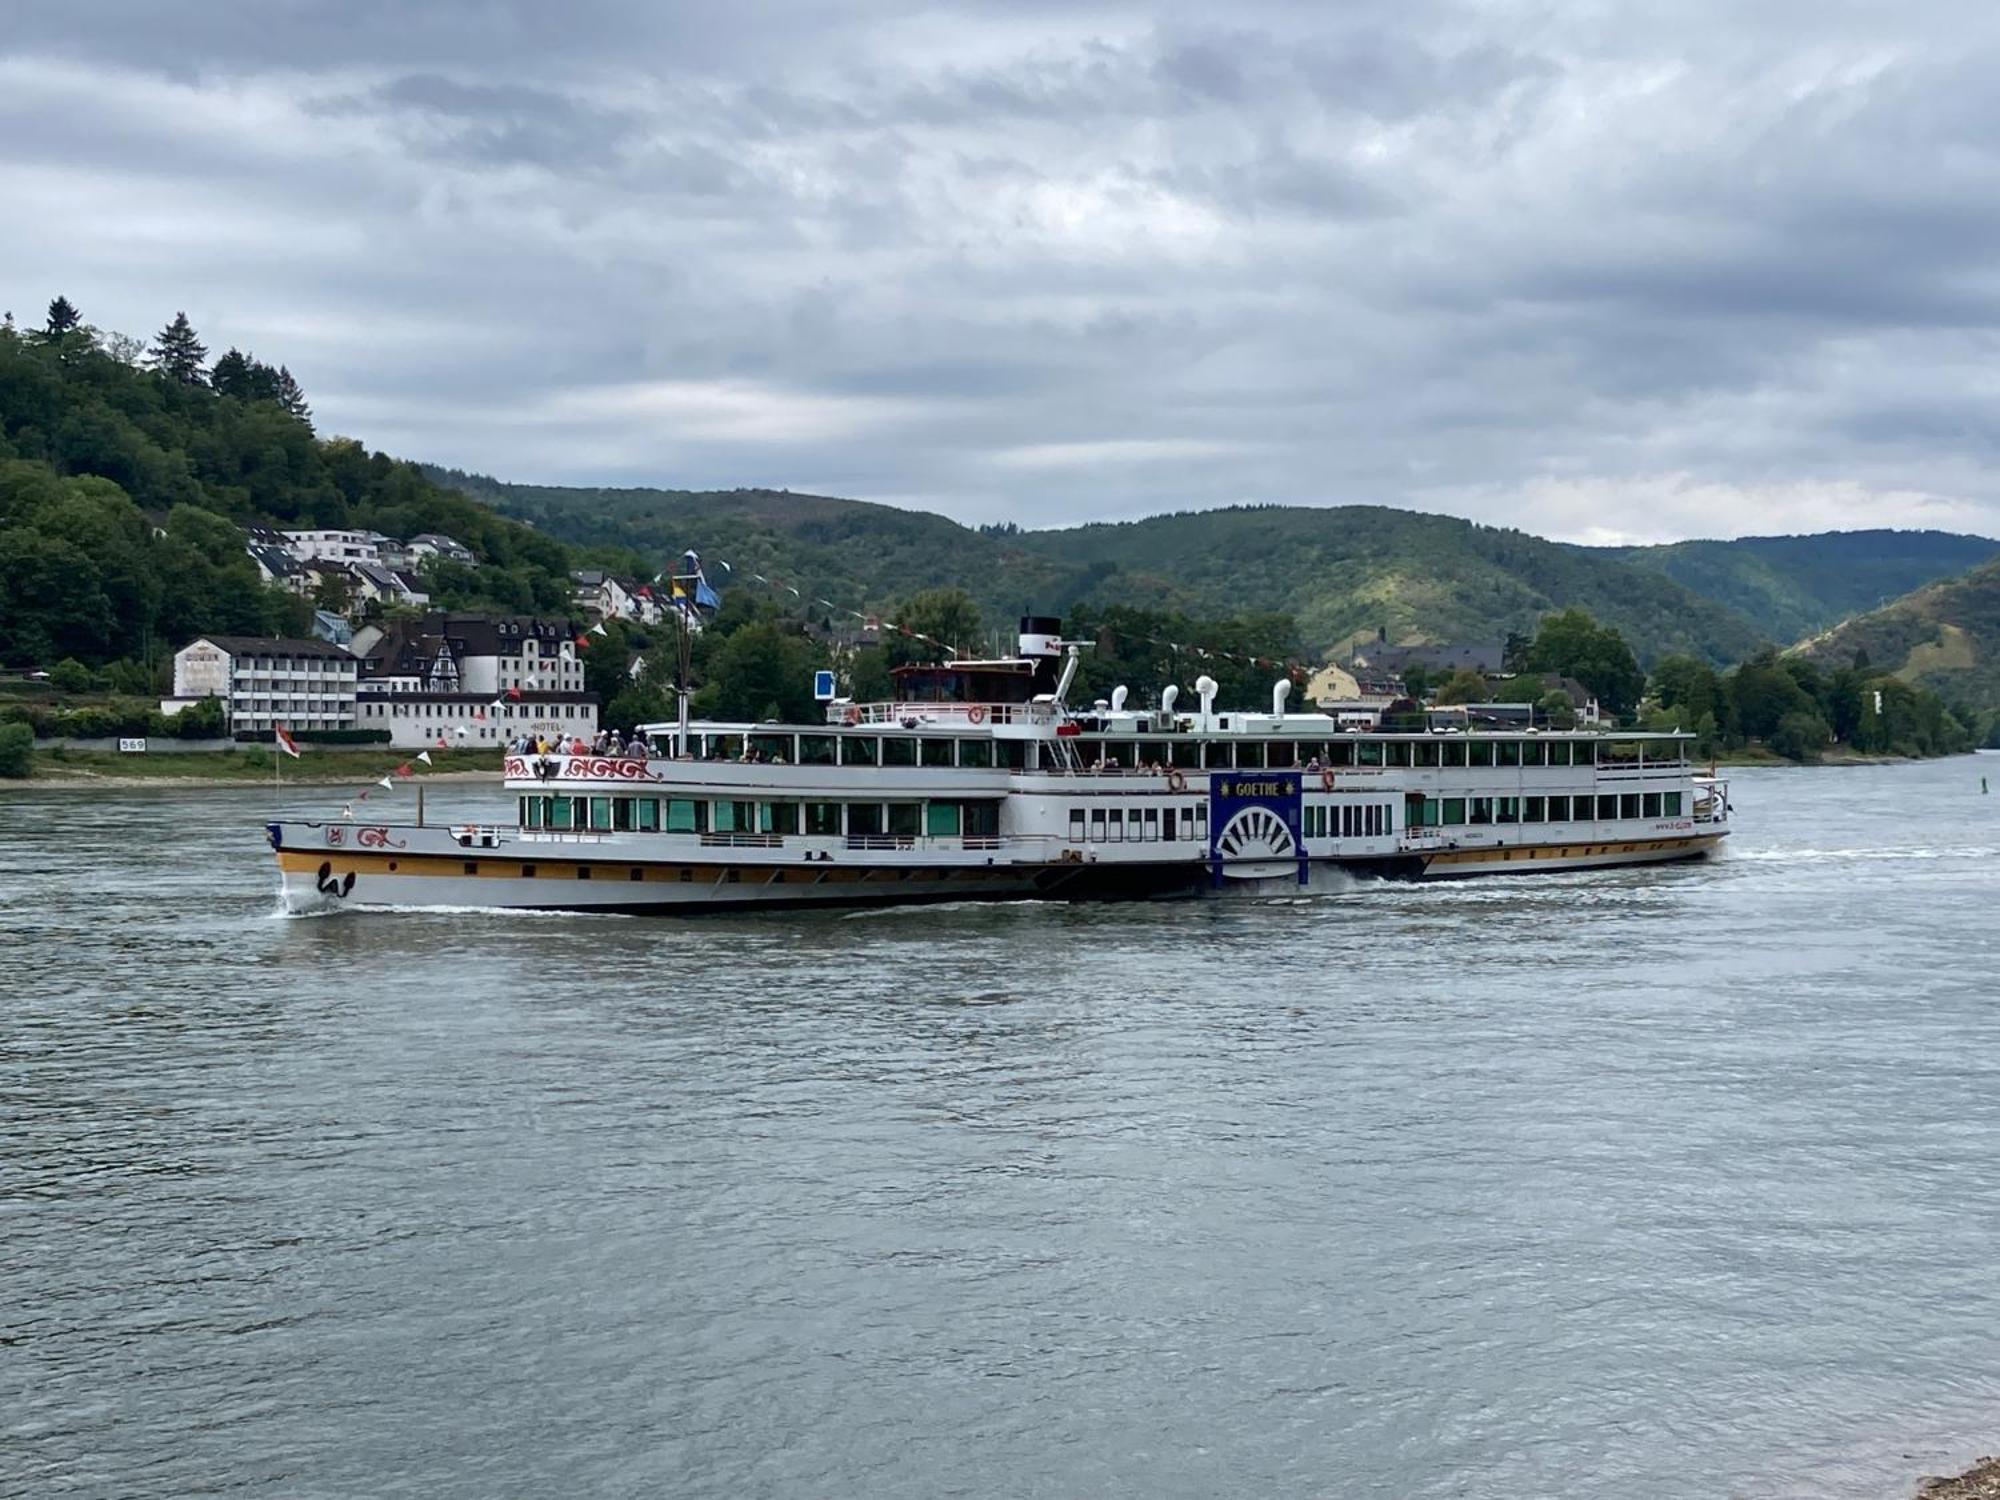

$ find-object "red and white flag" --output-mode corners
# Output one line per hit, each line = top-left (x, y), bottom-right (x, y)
(273, 723), (301, 758)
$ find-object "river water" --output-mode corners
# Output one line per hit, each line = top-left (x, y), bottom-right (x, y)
(3, 758), (1999, 1499)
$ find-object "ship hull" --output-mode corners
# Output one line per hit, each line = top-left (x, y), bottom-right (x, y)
(270, 828), (1725, 915)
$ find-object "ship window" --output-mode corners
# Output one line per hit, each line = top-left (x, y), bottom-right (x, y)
(882, 737), (917, 767)
(713, 800), (756, 833)
(960, 739), (993, 769)
(1107, 809), (1124, 841)
(1143, 809), (1159, 841)
(850, 804), (884, 836)
(799, 734), (836, 766)
(1524, 796), (1546, 823)
(1665, 792), (1683, 816)
(1439, 741), (1466, 767)
(841, 736), (879, 767)
(1546, 795), (1569, 821)
(965, 802), (999, 838)
(920, 738), (953, 768)
(1356, 741), (1381, 767)
(1098, 741), (1132, 769)
(630, 867), (644, 881)
(665, 799), (704, 833)
(1470, 797), (1493, 825)
(679, 868), (693, 882)
(1620, 793), (1641, 820)
(576, 866), (592, 880)
(750, 734), (792, 763)
(1468, 740), (1494, 767)
(1326, 740), (1355, 767)
(926, 802), (961, 837)
(1192, 806), (1208, 840)
(463, 861), (479, 875)
(548, 796), (575, 831)
(806, 802), (842, 837)
(1643, 792), (1662, 818)
(613, 799), (633, 831)
(635, 799), (659, 832)
(1496, 740), (1521, 767)
(1603, 741), (1641, 765)
(1596, 795), (1617, 820)
(1169, 740), (1202, 770)
(1381, 741), (1410, 768)
(524, 797), (542, 829)
(1581, 742), (1600, 766)
(995, 740), (1027, 770)
(1163, 808), (1177, 841)
(886, 803), (921, 837)
(1090, 808), (1106, 841)
(1522, 742), (1548, 767)
(1497, 796), (1519, 824)
(1413, 741), (1441, 767)
(1441, 798), (1466, 826)
(1235, 742), (1264, 770)
(1070, 808), (1086, 841)
(1262, 741), (1293, 769)
(520, 863), (537, 877)
(1341, 805), (1355, 837)
(1201, 742), (1231, 770)
(769, 802), (800, 836)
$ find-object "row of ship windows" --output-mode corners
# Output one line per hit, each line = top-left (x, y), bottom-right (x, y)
(1413, 792), (1684, 826)
(685, 732), (1682, 772)
(1070, 805), (1210, 843)
(520, 795), (1000, 839)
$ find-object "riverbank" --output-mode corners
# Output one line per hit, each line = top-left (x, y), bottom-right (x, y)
(1920, 1455), (2000, 1498)
(4, 747), (504, 786)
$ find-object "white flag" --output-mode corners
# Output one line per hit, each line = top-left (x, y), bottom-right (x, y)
(417, 750), (432, 765)
(377, 777), (393, 790)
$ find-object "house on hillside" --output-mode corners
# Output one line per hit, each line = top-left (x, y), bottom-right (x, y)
(246, 541), (312, 595)
(571, 570), (666, 625)
(1308, 664), (1406, 707)
(280, 528), (391, 566)
(407, 532), (476, 567)
(1350, 640), (1505, 677)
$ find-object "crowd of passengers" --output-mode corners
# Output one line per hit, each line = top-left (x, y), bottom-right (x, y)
(508, 728), (656, 759)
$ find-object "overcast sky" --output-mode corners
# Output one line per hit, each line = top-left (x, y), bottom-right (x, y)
(6, 1), (2000, 543)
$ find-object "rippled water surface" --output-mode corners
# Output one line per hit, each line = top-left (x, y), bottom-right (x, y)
(5, 759), (2000, 1499)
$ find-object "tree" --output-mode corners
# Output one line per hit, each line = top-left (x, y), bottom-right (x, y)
(210, 348), (254, 399)
(888, 587), (982, 664)
(150, 312), (208, 385)
(0, 722), (31, 778)
(1537, 690), (1577, 730)
(1523, 609), (1645, 718)
(40, 296), (81, 343)
(1432, 668), (1490, 705)
(1400, 663), (1431, 700)
(274, 366), (312, 428)
(1502, 630), (1532, 674)
(1770, 710), (1831, 763)
(49, 658), (95, 694)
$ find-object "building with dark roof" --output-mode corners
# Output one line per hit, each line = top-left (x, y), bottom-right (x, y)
(168, 635), (359, 734)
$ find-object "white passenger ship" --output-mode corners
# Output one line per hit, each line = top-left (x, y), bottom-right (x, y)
(269, 618), (1731, 913)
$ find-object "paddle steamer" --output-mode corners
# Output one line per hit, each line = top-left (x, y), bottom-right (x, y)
(268, 617), (1730, 913)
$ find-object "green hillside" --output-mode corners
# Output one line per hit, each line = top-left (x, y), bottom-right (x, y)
(437, 478), (1775, 666)
(0, 303), (630, 673)
(1792, 555), (2000, 729)
(1604, 530), (1998, 644)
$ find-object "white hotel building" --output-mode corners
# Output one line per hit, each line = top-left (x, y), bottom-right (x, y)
(168, 636), (360, 734)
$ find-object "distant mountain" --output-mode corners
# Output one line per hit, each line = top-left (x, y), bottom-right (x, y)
(1602, 530), (1999, 645)
(1793, 554), (2000, 722)
(435, 475), (1774, 665)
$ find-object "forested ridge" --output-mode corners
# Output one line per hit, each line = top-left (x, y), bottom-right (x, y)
(0, 299), (646, 676)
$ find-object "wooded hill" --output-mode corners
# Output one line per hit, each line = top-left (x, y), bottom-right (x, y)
(439, 472), (1999, 668)
(1792, 554), (2000, 735)
(1601, 530), (1999, 645)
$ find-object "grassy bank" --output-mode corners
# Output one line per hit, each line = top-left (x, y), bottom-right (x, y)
(11, 746), (503, 784)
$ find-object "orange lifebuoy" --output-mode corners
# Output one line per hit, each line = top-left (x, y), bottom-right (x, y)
(966, 705), (987, 725)
(1320, 769), (1336, 792)
(1165, 768), (1188, 793)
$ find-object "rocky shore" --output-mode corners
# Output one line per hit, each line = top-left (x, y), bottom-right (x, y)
(1919, 1456), (2000, 1498)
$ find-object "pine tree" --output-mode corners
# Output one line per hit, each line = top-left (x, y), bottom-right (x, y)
(274, 366), (312, 428)
(210, 347), (253, 398)
(150, 311), (208, 385)
(41, 296), (81, 342)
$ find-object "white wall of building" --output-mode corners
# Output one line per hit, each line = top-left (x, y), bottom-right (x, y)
(355, 693), (596, 750)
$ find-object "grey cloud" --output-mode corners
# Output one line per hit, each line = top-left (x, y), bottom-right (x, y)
(8, 1), (2000, 543)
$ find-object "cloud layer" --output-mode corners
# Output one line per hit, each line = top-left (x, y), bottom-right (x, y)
(7, 1), (2000, 543)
